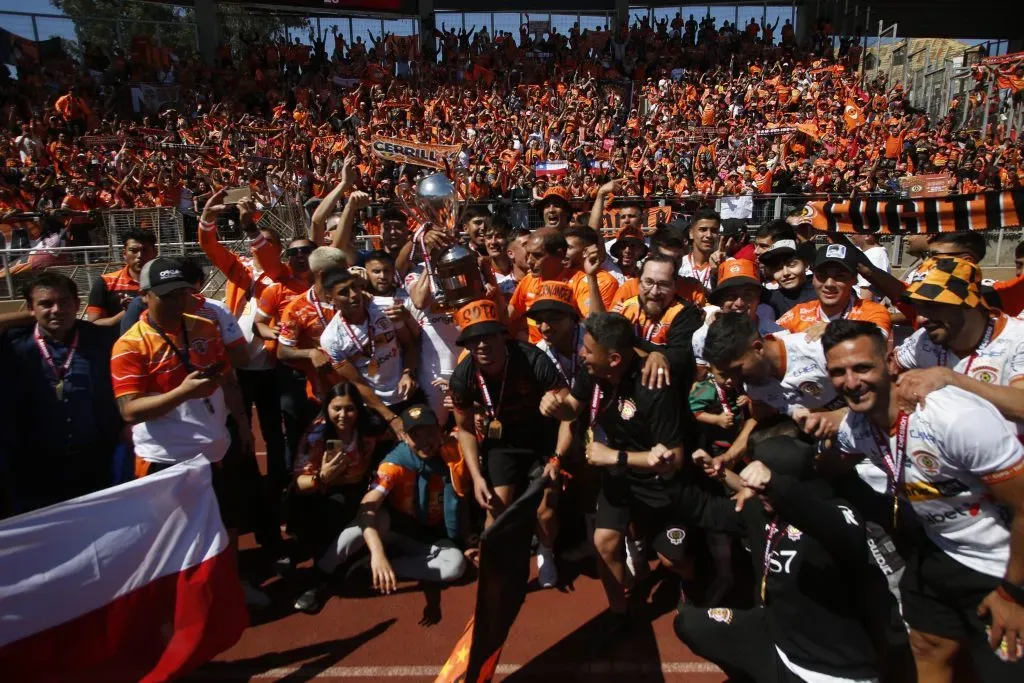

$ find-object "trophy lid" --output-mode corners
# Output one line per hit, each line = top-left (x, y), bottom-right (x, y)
(417, 174), (456, 208)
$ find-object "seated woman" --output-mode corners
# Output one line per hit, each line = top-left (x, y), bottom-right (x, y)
(294, 404), (472, 613)
(288, 382), (386, 581)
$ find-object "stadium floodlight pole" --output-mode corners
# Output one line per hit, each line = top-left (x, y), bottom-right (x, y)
(980, 75), (995, 141)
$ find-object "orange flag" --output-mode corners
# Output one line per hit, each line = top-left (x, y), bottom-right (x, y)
(843, 99), (865, 130)
(434, 617), (501, 683)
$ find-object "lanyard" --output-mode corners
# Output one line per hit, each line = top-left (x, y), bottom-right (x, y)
(475, 356), (509, 420)
(589, 381), (615, 427)
(541, 328), (578, 387)
(871, 411), (910, 529)
(309, 288), (328, 329)
(712, 378), (732, 416)
(761, 518), (783, 603)
(34, 325), (78, 383)
(146, 315), (195, 372)
(962, 316), (997, 376)
(635, 312), (661, 343)
(338, 312), (375, 361)
(685, 254), (712, 290)
(818, 295), (855, 323)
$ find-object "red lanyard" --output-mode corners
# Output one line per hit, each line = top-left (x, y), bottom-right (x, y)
(712, 378), (732, 416)
(963, 316), (997, 376)
(685, 254), (712, 289)
(871, 411), (910, 529)
(338, 312), (375, 360)
(34, 325), (78, 384)
(541, 328), (579, 387)
(761, 518), (783, 602)
(309, 288), (329, 329)
(475, 356), (508, 420)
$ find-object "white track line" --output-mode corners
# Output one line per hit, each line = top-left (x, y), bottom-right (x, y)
(196, 661), (722, 679)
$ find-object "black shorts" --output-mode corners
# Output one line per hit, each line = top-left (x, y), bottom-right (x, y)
(900, 538), (1024, 679)
(595, 472), (688, 564)
(484, 443), (542, 490)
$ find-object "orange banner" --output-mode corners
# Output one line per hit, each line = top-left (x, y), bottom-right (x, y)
(370, 135), (462, 170)
(791, 190), (1024, 234)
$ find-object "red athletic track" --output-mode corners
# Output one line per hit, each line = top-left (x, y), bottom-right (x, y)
(190, 428), (726, 683)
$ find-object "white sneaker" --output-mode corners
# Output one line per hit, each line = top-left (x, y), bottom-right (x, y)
(537, 548), (558, 588)
(241, 580), (271, 609)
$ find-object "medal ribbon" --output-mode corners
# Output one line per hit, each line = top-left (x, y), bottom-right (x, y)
(309, 288), (328, 329)
(712, 378), (732, 416)
(963, 316), (997, 375)
(818, 295), (855, 323)
(34, 325), (78, 385)
(541, 327), (578, 387)
(338, 314), (375, 364)
(475, 355), (509, 421)
(761, 518), (783, 602)
(685, 254), (712, 290)
(871, 411), (910, 527)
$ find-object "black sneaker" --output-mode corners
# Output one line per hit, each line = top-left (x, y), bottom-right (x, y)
(294, 580), (331, 614)
(589, 610), (632, 654)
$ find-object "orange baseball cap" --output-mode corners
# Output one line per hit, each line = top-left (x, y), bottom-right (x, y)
(454, 298), (507, 346)
(527, 280), (579, 319)
(711, 258), (760, 302)
(537, 185), (573, 207)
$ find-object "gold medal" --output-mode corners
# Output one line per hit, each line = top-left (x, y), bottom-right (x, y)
(487, 418), (503, 440)
(760, 575), (767, 603)
(55, 380), (64, 401)
(892, 497), (900, 530)
(583, 427), (594, 447)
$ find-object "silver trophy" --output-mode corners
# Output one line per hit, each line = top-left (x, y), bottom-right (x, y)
(397, 171), (483, 308)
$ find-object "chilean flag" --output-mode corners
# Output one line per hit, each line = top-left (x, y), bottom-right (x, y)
(0, 457), (247, 682)
(535, 160), (569, 177)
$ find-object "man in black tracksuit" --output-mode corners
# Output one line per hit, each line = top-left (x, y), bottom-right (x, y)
(674, 435), (882, 683)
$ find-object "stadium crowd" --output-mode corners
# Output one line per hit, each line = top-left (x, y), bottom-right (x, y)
(4, 11), (1024, 683)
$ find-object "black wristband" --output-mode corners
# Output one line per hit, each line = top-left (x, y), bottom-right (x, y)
(617, 450), (628, 468)
(1001, 580), (1024, 606)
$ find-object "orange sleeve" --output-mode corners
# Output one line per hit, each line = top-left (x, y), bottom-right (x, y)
(508, 277), (531, 319)
(257, 283), (282, 320)
(859, 301), (893, 335)
(994, 274), (1024, 317)
(596, 271), (619, 308)
(254, 235), (285, 282)
(110, 334), (145, 399)
(612, 278), (639, 307)
(371, 461), (410, 496)
(199, 222), (254, 292)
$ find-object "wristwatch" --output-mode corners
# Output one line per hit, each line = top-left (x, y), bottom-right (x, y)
(616, 450), (628, 468)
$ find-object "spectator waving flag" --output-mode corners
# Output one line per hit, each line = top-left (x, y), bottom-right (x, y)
(843, 99), (866, 130)
(0, 457), (247, 682)
(535, 160), (569, 177)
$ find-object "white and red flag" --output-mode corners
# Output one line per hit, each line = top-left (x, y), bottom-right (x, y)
(535, 160), (569, 177)
(0, 456), (247, 681)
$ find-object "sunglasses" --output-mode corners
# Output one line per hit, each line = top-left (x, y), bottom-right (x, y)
(287, 245), (315, 256)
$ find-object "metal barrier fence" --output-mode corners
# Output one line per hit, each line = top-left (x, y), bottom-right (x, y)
(4, 196), (1022, 304)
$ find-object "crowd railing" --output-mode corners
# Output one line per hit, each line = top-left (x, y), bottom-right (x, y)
(3, 194), (1021, 302)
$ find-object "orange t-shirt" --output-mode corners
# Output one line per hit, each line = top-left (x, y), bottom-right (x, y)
(777, 297), (892, 336)
(370, 441), (468, 527)
(278, 288), (336, 399)
(993, 274), (1024, 317)
(509, 270), (618, 342)
(612, 277), (707, 308)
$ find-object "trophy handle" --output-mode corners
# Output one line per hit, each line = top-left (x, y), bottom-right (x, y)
(449, 166), (470, 236)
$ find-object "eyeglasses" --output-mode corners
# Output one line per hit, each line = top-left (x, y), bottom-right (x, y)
(287, 245), (315, 256)
(640, 278), (675, 292)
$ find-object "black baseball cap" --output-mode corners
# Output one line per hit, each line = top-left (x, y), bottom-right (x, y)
(400, 404), (439, 432)
(813, 243), (858, 275)
(139, 258), (194, 296)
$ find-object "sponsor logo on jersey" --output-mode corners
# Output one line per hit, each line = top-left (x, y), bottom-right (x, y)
(798, 381), (822, 397)
(970, 364), (1000, 384)
(707, 608), (733, 624)
(786, 525), (803, 541)
(910, 428), (938, 445)
(922, 498), (989, 525)
(191, 338), (208, 355)
(618, 398), (637, 420)
(904, 478), (970, 502)
(911, 451), (942, 476)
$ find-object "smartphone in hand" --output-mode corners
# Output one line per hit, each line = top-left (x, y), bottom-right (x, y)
(198, 361), (227, 379)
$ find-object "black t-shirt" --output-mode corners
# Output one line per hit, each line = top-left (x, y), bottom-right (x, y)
(449, 341), (563, 449)
(571, 355), (695, 489)
(764, 280), (817, 320)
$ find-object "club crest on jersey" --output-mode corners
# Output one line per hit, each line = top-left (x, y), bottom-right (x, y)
(618, 398), (637, 420)
(970, 365), (999, 384)
(912, 451), (941, 476)
(707, 608), (733, 624)
(786, 525), (803, 541)
(191, 339), (209, 355)
(798, 381), (822, 397)
(666, 527), (686, 545)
